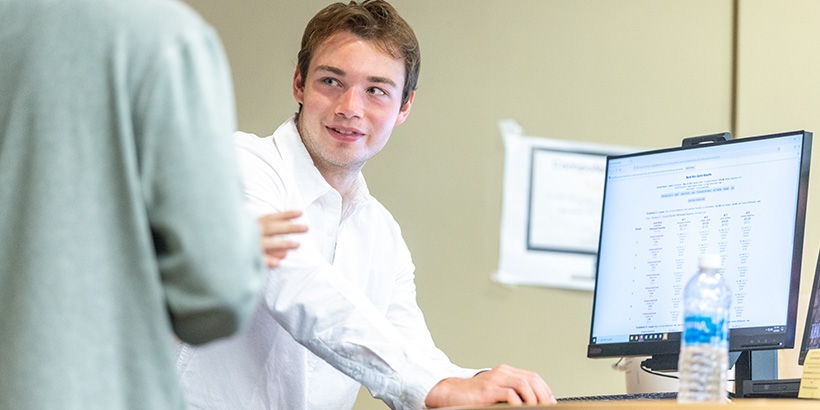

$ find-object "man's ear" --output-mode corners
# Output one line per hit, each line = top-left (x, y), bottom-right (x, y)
(293, 68), (305, 104)
(394, 91), (415, 126)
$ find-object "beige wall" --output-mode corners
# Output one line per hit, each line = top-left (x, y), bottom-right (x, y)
(735, 0), (820, 379)
(183, 0), (820, 408)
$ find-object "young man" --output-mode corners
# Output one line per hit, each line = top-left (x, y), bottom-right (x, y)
(177, 1), (556, 409)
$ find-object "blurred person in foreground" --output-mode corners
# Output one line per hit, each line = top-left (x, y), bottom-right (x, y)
(176, 1), (556, 409)
(0, 0), (271, 408)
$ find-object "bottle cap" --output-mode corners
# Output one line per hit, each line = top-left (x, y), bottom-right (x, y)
(699, 253), (721, 270)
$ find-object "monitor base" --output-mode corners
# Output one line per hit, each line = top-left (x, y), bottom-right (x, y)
(739, 378), (800, 398)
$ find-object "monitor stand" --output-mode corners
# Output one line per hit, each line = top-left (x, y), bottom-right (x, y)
(735, 350), (800, 398)
(642, 350), (796, 398)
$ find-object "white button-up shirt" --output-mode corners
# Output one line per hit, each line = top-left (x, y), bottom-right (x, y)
(177, 118), (476, 410)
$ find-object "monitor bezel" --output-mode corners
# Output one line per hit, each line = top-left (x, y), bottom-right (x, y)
(587, 130), (812, 360)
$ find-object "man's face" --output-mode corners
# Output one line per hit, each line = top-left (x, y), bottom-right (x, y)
(293, 31), (413, 177)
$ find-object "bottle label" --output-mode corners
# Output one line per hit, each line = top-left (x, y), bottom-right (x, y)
(683, 315), (726, 344)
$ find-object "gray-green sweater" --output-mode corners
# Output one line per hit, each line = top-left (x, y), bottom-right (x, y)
(0, 0), (264, 408)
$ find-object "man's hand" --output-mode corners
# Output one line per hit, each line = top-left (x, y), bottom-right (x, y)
(257, 210), (308, 268)
(424, 364), (556, 408)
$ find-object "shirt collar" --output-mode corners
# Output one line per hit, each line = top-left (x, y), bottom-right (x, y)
(273, 117), (372, 208)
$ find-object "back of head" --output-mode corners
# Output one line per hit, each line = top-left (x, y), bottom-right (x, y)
(296, 0), (420, 107)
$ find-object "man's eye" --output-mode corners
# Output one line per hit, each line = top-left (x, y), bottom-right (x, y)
(368, 87), (386, 96)
(322, 78), (339, 86)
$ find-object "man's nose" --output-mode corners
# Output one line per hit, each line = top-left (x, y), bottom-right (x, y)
(336, 87), (364, 118)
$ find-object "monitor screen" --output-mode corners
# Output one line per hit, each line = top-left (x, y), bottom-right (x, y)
(799, 249), (820, 365)
(588, 131), (812, 361)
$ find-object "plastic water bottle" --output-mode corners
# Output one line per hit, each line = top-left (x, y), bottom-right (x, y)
(678, 253), (731, 403)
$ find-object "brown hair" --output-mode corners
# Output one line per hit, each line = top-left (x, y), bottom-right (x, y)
(297, 0), (420, 108)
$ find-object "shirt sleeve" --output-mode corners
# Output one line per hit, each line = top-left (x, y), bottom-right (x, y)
(134, 22), (264, 345)
(264, 244), (446, 410)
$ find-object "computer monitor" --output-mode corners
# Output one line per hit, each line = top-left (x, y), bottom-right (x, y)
(587, 131), (812, 388)
(799, 249), (820, 365)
